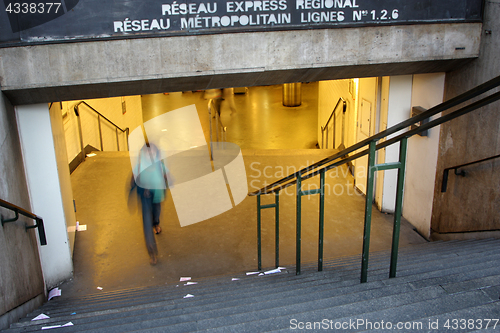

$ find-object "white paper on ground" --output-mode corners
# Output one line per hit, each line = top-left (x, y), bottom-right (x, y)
(42, 325), (61, 330)
(42, 322), (73, 330)
(69, 224), (87, 232)
(48, 288), (61, 300)
(246, 272), (260, 275)
(183, 294), (194, 298)
(180, 277), (191, 282)
(32, 313), (50, 321)
(97, 286), (103, 290)
(184, 282), (197, 285)
(264, 268), (282, 275)
(232, 278), (240, 281)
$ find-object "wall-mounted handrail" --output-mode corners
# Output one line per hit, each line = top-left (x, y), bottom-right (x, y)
(251, 74), (500, 283)
(441, 153), (500, 192)
(0, 198), (47, 246)
(74, 101), (130, 161)
(321, 97), (346, 149)
(208, 99), (227, 160)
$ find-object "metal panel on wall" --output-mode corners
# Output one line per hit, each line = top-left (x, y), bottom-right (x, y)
(0, 0), (483, 47)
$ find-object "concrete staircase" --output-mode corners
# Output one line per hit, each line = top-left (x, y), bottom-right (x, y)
(5, 239), (500, 332)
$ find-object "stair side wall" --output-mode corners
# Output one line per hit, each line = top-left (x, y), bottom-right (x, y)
(432, 0), (500, 233)
(0, 91), (45, 330)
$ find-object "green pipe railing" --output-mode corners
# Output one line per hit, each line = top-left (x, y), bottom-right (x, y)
(256, 192), (280, 270)
(250, 75), (500, 197)
(360, 138), (407, 282)
(251, 74), (500, 283)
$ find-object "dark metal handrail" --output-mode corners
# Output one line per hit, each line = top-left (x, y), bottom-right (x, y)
(441, 153), (500, 192)
(0, 198), (47, 245)
(321, 97), (346, 149)
(250, 74), (500, 196)
(251, 74), (500, 283)
(74, 101), (128, 133)
(74, 101), (130, 160)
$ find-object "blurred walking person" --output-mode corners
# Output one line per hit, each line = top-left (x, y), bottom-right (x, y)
(130, 142), (169, 265)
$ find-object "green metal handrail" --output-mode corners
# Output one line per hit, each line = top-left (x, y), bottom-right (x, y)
(250, 74), (500, 283)
(249, 75), (500, 197)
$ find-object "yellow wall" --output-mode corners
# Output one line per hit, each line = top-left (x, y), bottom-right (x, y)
(61, 96), (143, 163)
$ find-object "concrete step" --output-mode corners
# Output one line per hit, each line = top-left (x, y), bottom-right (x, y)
(42, 238), (499, 299)
(36, 238), (500, 313)
(6, 239), (500, 332)
(374, 300), (500, 333)
(216, 289), (493, 333)
(38, 238), (499, 306)
(27, 251), (500, 326)
(15, 240), (500, 329)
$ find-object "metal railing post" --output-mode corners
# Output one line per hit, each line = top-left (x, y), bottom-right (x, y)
(390, 137), (408, 278)
(257, 191), (281, 271)
(74, 106), (85, 162)
(321, 126), (324, 149)
(361, 140), (376, 283)
(257, 194), (262, 271)
(333, 112), (336, 149)
(275, 191), (280, 268)
(116, 127), (120, 151)
(126, 128), (130, 151)
(296, 172), (302, 275)
(215, 109), (220, 143)
(98, 114), (103, 151)
(318, 170), (325, 271)
(208, 100), (214, 160)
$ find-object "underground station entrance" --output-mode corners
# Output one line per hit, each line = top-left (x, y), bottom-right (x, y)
(0, 0), (483, 300)
(59, 81), (427, 297)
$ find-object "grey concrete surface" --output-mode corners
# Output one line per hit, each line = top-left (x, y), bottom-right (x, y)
(0, 23), (481, 104)
(13, 239), (498, 332)
(0, 92), (45, 329)
(431, 0), (500, 234)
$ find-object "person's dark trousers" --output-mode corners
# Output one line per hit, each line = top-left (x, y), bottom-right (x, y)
(138, 187), (160, 257)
